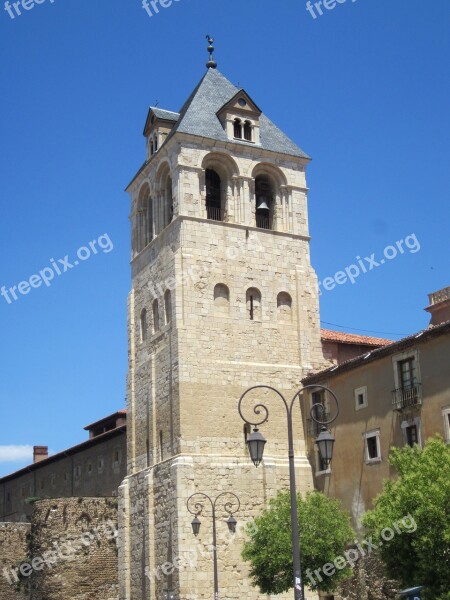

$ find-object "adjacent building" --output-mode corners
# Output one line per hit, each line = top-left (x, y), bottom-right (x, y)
(0, 411), (127, 523)
(302, 288), (450, 529)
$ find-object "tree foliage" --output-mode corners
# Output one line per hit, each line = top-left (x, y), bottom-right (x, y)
(362, 436), (450, 600)
(242, 490), (354, 594)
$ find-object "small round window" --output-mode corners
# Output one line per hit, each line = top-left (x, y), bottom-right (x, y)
(238, 98), (247, 107)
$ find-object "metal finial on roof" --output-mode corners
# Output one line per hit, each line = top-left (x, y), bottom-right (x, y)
(206, 35), (217, 69)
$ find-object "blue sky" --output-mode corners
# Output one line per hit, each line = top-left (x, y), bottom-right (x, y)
(0, 0), (449, 476)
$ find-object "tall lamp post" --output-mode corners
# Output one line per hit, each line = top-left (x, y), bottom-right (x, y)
(238, 384), (339, 600)
(187, 491), (240, 600)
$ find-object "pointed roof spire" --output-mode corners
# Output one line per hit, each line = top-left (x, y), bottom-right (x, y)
(206, 35), (217, 69)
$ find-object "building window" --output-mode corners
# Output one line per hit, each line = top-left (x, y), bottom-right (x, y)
(6, 492), (11, 502)
(401, 418), (422, 448)
(40, 480), (45, 490)
(164, 290), (172, 325)
(98, 457), (104, 472)
(136, 185), (153, 253)
(159, 430), (164, 461)
(214, 283), (230, 312)
(364, 430), (381, 463)
(277, 292), (292, 320)
(113, 450), (120, 466)
(406, 424), (418, 447)
(392, 351), (421, 410)
(255, 175), (273, 230)
(246, 287), (261, 321)
(140, 308), (148, 342)
(205, 169), (222, 221)
(165, 176), (173, 226)
(233, 118), (242, 139)
(87, 462), (93, 475)
(244, 120), (252, 141)
(398, 357), (416, 390)
(154, 135), (158, 152)
(354, 386), (368, 410)
(74, 466), (82, 478)
(152, 299), (160, 334)
(442, 407), (450, 443)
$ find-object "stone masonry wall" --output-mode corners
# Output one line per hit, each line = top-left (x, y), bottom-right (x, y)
(0, 522), (31, 600)
(28, 497), (119, 600)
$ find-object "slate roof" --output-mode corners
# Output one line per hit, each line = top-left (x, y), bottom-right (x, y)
(162, 68), (310, 159)
(149, 107), (180, 122)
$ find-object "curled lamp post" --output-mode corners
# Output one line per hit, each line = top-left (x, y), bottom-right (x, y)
(187, 491), (240, 600)
(239, 384), (339, 600)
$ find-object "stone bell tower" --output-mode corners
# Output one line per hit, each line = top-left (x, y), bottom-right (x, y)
(118, 39), (325, 600)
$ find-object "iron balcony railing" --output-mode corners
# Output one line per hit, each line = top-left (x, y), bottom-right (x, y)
(206, 205), (222, 221)
(392, 383), (422, 410)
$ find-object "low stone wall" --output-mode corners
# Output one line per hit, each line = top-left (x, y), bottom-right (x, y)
(0, 521), (31, 600)
(337, 553), (401, 600)
(27, 497), (119, 600)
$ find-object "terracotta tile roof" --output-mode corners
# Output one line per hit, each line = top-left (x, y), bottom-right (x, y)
(304, 320), (450, 383)
(320, 329), (393, 347)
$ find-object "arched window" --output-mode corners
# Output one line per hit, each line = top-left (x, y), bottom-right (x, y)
(234, 118), (242, 139)
(137, 186), (153, 252)
(150, 140), (154, 156)
(244, 121), (252, 142)
(205, 169), (222, 221)
(214, 284), (230, 313)
(277, 292), (292, 320)
(255, 175), (274, 230)
(140, 308), (148, 342)
(152, 299), (160, 334)
(154, 135), (158, 152)
(165, 176), (173, 226)
(164, 290), (172, 325)
(246, 287), (261, 321)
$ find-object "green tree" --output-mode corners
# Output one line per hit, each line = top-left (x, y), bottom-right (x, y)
(362, 436), (450, 600)
(242, 490), (354, 594)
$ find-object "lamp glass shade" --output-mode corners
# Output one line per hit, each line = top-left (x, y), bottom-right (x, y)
(227, 515), (237, 534)
(315, 427), (335, 468)
(246, 428), (266, 467)
(191, 516), (201, 536)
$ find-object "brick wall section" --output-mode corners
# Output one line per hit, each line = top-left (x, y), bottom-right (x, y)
(29, 497), (119, 600)
(0, 522), (31, 600)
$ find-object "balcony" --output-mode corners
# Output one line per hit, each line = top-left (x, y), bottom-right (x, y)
(306, 413), (330, 436)
(428, 286), (450, 305)
(392, 384), (422, 411)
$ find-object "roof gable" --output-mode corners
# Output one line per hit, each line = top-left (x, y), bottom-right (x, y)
(216, 89), (262, 118)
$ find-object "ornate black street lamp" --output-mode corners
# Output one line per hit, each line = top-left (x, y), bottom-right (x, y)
(239, 384), (339, 600)
(187, 491), (240, 600)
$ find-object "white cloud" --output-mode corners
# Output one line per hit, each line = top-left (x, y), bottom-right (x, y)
(0, 445), (33, 463)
